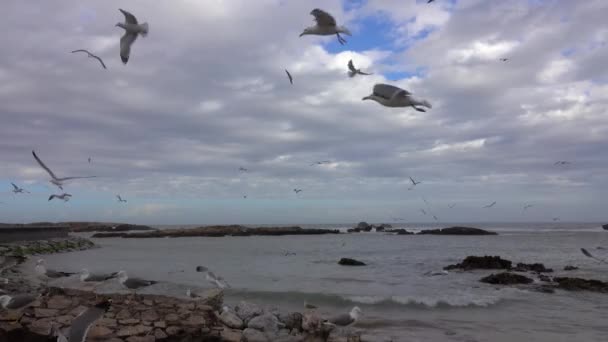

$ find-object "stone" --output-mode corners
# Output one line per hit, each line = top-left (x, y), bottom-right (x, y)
(513, 262), (553, 273)
(166, 326), (183, 336)
(279, 312), (302, 332)
(55, 315), (74, 325)
(126, 337), (155, 342)
(184, 314), (206, 326)
(338, 258), (366, 266)
(564, 265), (579, 271)
(119, 318), (141, 325)
(47, 296), (73, 309)
(243, 328), (270, 342)
(444, 256), (512, 271)
(177, 302), (195, 310)
(480, 272), (534, 285)
(34, 308), (58, 318)
(539, 275), (552, 282)
(29, 318), (53, 335)
(355, 222), (372, 232)
(98, 318), (118, 327)
(165, 313), (180, 323)
(301, 312), (322, 333)
(221, 327), (244, 342)
(116, 309), (133, 320)
(553, 277), (608, 293)
(154, 329), (168, 339)
(417, 227), (497, 235)
(0, 310), (23, 321)
(236, 301), (263, 323)
(220, 309), (244, 329)
(247, 313), (280, 335)
(142, 299), (154, 306)
(153, 320), (166, 328)
(116, 324), (151, 337)
(140, 309), (159, 321)
(88, 325), (113, 339)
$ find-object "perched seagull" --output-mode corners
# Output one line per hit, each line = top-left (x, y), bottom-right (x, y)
(363, 84), (432, 111)
(294, 189), (303, 194)
(186, 289), (201, 298)
(116, 270), (157, 291)
(499, 58), (509, 62)
(523, 204), (533, 211)
(49, 193), (72, 202)
(483, 201), (497, 208)
(67, 299), (112, 342)
(448, 204), (456, 209)
(325, 306), (361, 327)
(32, 150), (97, 190)
(116, 9), (149, 64)
(347, 60), (372, 77)
(11, 183), (30, 194)
(79, 269), (117, 282)
(554, 161), (571, 166)
(239, 167), (249, 172)
(116, 195), (127, 203)
(300, 8), (351, 45)
(285, 69), (293, 85)
(71, 49), (107, 69)
(51, 325), (68, 342)
(310, 160), (331, 166)
(35, 259), (75, 279)
(0, 293), (39, 310)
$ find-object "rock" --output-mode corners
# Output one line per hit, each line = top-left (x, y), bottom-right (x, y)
(347, 228), (361, 233)
(539, 274), (552, 282)
(301, 312), (322, 333)
(220, 309), (244, 329)
(553, 277), (608, 293)
(0, 310), (23, 321)
(534, 285), (556, 294)
(154, 329), (168, 340)
(444, 256), (512, 270)
(564, 265), (579, 271)
(602, 224), (607, 230)
(184, 314), (206, 326)
(279, 312), (303, 332)
(221, 327), (244, 342)
(355, 222), (371, 231)
(55, 315), (74, 325)
(34, 308), (58, 318)
(116, 308), (133, 320)
(98, 318), (118, 327)
(165, 313), (180, 323)
(140, 309), (159, 321)
(236, 301), (263, 323)
(46, 295), (73, 309)
(248, 313), (280, 335)
(93, 225), (339, 238)
(243, 328), (270, 342)
(418, 227), (497, 235)
(153, 320), (166, 329)
(338, 258), (366, 266)
(88, 325), (113, 339)
(119, 318), (141, 325)
(116, 324), (152, 337)
(385, 228), (413, 235)
(480, 272), (534, 285)
(513, 262), (553, 273)
(126, 336), (155, 342)
(196, 288), (224, 310)
(29, 319), (53, 335)
(166, 326), (183, 336)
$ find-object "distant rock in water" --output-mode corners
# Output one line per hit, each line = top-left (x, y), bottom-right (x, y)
(444, 256), (512, 270)
(480, 272), (534, 285)
(347, 228), (361, 233)
(69, 223), (156, 233)
(338, 258), (366, 266)
(602, 224), (608, 230)
(417, 227), (497, 235)
(385, 228), (413, 235)
(553, 277), (608, 293)
(563, 265), (579, 271)
(355, 222), (373, 232)
(91, 225), (340, 238)
(513, 262), (553, 273)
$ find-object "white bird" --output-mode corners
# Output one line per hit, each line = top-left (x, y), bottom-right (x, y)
(362, 84), (432, 111)
(523, 204), (533, 211)
(116, 270), (157, 291)
(116, 9), (149, 64)
(300, 8), (351, 45)
(32, 150), (97, 190)
(448, 204), (456, 209)
(0, 293), (39, 310)
(325, 306), (361, 326)
(116, 195), (127, 203)
(11, 183), (30, 194)
(239, 167), (249, 172)
(67, 300), (112, 342)
(71, 49), (107, 69)
(347, 60), (372, 77)
(80, 269), (117, 282)
(48, 193), (72, 202)
(35, 259), (75, 279)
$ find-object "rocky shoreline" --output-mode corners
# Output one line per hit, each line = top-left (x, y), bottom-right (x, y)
(0, 237), (96, 258)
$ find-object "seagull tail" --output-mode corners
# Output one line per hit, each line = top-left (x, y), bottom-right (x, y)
(139, 22), (149, 37)
(422, 100), (432, 109)
(348, 71), (356, 78)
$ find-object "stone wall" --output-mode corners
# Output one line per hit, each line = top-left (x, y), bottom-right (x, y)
(0, 237), (95, 257)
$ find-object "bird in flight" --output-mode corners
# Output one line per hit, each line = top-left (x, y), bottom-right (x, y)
(300, 8), (351, 45)
(239, 167), (249, 172)
(523, 204), (533, 211)
(499, 58), (509, 62)
(483, 201), (497, 208)
(310, 160), (331, 166)
(363, 84), (432, 111)
(432, 215), (439, 221)
(554, 161), (571, 166)
(116, 9), (149, 64)
(49, 193), (72, 202)
(427, 0), (435, 3)
(117, 195), (127, 203)
(285, 69), (293, 85)
(347, 60), (372, 77)
(408, 176), (421, 190)
(420, 209), (427, 215)
(11, 183), (30, 194)
(88, 157), (91, 163)
(71, 49), (107, 69)
(294, 189), (303, 194)
(32, 150), (97, 190)
(448, 203), (456, 209)
(553, 217), (560, 221)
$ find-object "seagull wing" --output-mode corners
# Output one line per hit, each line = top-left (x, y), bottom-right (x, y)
(373, 84), (410, 100)
(32, 151), (59, 180)
(56, 176), (97, 181)
(11, 183), (19, 191)
(92, 55), (107, 69)
(347, 59), (357, 73)
(120, 32), (138, 64)
(71, 49), (91, 55)
(358, 71), (372, 75)
(68, 303), (109, 342)
(119, 9), (138, 24)
(285, 69), (293, 84)
(310, 8), (337, 27)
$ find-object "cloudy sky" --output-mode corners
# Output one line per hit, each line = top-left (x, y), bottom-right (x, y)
(1, 0), (607, 225)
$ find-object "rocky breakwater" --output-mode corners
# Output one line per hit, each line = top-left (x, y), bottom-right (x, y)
(418, 227), (497, 235)
(0, 237), (95, 258)
(92, 225), (340, 239)
(347, 222), (393, 233)
(70, 223), (157, 233)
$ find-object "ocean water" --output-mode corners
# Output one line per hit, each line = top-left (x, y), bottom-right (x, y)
(37, 222), (608, 342)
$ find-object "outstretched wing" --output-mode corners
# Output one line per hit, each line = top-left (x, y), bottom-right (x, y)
(11, 183), (19, 190)
(120, 32), (137, 64)
(285, 69), (293, 84)
(119, 9), (138, 24)
(32, 150), (58, 180)
(347, 59), (356, 73)
(56, 176), (97, 181)
(92, 55), (107, 69)
(310, 8), (337, 27)
(71, 49), (91, 56)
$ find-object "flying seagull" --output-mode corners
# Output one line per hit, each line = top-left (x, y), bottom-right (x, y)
(310, 160), (331, 166)
(0, 293), (39, 310)
(420, 209), (427, 215)
(427, 0), (435, 3)
(581, 248), (608, 264)
(294, 189), (303, 194)
(195, 266), (230, 289)
(409, 176), (421, 187)
(11, 183), (30, 194)
(32, 150), (97, 190)
(239, 167), (249, 172)
(300, 8), (351, 45)
(67, 299), (112, 342)
(347, 60), (372, 77)
(243, 195), (247, 199)
(448, 204), (456, 209)
(79, 269), (118, 282)
(325, 306), (362, 327)
(363, 84), (432, 111)
(432, 215), (439, 221)
(116, 9), (149, 64)
(523, 204), (533, 211)
(71, 49), (107, 69)
(483, 201), (497, 208)
(49, 193), (72, 202)
(554, 161), (571, 166)
(88, 157), (91, 163)
(35, 259), (75, 279)
(116, 195), (127, 203)
(499, 58), (509, 62)
(116, 270), (157, 290)
(553, 217), (560, 221)
(285, 69), (293, 85)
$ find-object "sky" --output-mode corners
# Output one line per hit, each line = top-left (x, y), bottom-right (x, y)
(1, 0), (607, 225)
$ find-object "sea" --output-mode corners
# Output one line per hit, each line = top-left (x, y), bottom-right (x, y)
(36, 222), (608, 342)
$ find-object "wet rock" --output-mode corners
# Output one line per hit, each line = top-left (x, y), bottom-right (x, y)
(564, 265), (579, 271)
(236, 301), (263, 324)
(221, 327), (244, 342)
(248, 313), (281, 335)
(338, 258), (366, 266)
(513, 263), (553, 273)
(88, 325), (113, 339)
(539, 274), (552, 282)
(280, 312), (303, 332)
(385, 228), (413, 235)
(46, 295), (72, 309)
(444, 256), (512, 271)
(553, 277), (608, 293)
(243, 328), (270, 342)
(355, 222), (372, 231)
(418, 227), (497, 235)
(480, 272), (533, 285)
(220, 309), (244, 329)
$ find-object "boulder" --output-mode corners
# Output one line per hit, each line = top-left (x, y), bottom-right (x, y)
(347, 228), (361, 233)
(243, 328), (270, 342)
(563, 265), (579, 271)
(418, 227), (497, 235)
(385, 229), (413, 235)
(444, 256), (512, 271)
(513, 263), (553, 273)
(338, 258), (366, 266)
(221, 327), (244, 342)
(279, 312), (303, 332)
(220, 309), (244, 329)
(480, 272), (533, 285)
(236, 301), (263, 324)
(602, 224), (608, 230)
(247, 313), (281, 335)
(553, 277), (608, 293)
(356, 222), (371, 231)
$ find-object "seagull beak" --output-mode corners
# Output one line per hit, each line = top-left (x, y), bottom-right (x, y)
(362, 96), (371, 101)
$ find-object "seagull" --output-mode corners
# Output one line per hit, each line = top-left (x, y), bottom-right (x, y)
(432, 215), (439, 221)
(285, 69), (293, 85)
(116, 9), (149, 64)
(553, 217), (560, 221)
(51, 325), (68, 342)
(195, 266), (230, 289)
(409, 176), (422, 187)
(11, 183), (30, 194)
(499, 58), (509, 62)
(239, 167), (249, 172)
(448, 204), (456, 209)
(310, 161), (331, 166)
(88, 157), (91, 163)
(0, 293), (39, 310)
(116, 195), (127, 203)
(283, 249), (296, 256)
(294, 189), (303, 194)
(300, 8), (351, 45)
(427, 0), (435, 3)
(363, 84), (432, 111)
(581, 248), (608, 264)
(347, 60), (372, 77)
(35, 259), (75, 279)
(243, 195), (247, 199)
(554, 161), (571, 166)
(67, 299), (112, 342)
(324, 306), (361, 327)
(420, 209), (427, 215)
(483, 201), (497, 208)
(48, 193), (72, 202)
(32, 150), (97, 190)
(116, 271), (157, 292)
(523, 204), (533, 211)
(71, 49), (107, 69)
(79, 269), (118, 282)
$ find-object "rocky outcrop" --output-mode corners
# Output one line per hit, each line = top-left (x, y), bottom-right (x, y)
(513, 263), (553, 273)
(563, 265), (579, 271)
(385, 228), (413, 235)
(92, 226), (339, 239)
(418, 227), (497, 235)
(480, 272), (534, 285)
(444, 256), (512, 271)
(0, 237), (95, 257)
(338, 258), (366, 266)
(553, 277), (608, 293)
(355, 222), (372, 232)
(602, 224), (608, 230)
(70, 223), (156, 233)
